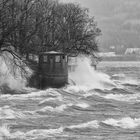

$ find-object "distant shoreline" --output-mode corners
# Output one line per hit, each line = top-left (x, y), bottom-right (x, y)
(101, 55), (140, 61)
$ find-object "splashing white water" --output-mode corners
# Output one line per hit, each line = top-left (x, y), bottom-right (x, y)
(38, 105), (67, 113)
(75, 102), (90, 108)
(39, 96), (63, 105)
(103, 117), (140, 129)
(84, 90), (140, 102)
(103, 93), (140, 102)
(0, 125), (11, 139)
(0, 125), (64, 139)
(121, 78), (140, 85)
(112, 73), (140, 86)
(38, 103), (73, 113)
(1, 88), (61, 100)
(68, 56), (116, 91)
(0, 52), (32, 90)
(67, 120), (99, 129)
(0, 106), (25, 119)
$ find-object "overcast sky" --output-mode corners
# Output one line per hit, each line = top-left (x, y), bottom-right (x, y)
(60, 0), (140, 50)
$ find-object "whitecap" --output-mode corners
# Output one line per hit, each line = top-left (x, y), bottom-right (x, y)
(0, 125), (11, 138)
(75, 102), (90, 108)
(64, 85), (89, 93)
(112, 73), (125, 78)
(0, 106), (25, 119)
(67, 120), (99, 129)
(1, 88), (61, 100)
(68, 56), (116, 91)
(26, 127), (64, 137)
(88, 90), (140, 102)
(38, 103), (73, 113)
(39, 96), (63, 105)
(0, 125), (26, 139)
(20, 88), (60, 98)
(103, 93), (140, 102)
(83, 90), (99, 97)
(102, 117), (140, 129)
(0, 125), (64, 139)
(121, 79), (140, 86)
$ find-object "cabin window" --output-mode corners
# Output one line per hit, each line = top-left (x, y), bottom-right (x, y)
(62, 55), (65, 59)
(55, 55), (61, 63)
(34, 55), (39, 62)
(43, 55), (48, 62)
(29, 54), (33, 60)
(62, 55), (67, 62)
(28, 54), (39, 62)
(65, 56), (68, 62)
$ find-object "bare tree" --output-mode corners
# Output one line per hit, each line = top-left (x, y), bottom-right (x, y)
(32, 1), (101, 56)
(0, 0), (37, 77)
(0, 0), (101, 79)
(45, 3), (101, 56)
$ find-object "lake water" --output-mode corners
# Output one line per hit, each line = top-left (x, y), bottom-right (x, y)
(1, 61), (140, 140)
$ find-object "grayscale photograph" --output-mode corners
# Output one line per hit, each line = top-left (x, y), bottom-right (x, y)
(0, 0), (140, 139)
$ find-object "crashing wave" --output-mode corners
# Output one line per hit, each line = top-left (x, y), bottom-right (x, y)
(102, 117), (140, 129)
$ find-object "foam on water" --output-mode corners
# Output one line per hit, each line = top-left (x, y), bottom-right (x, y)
(0, 125), (64, 139)
(112, 73), (140, 86)
(2, 116), (140, 139)
(37, 103), (73, 113)
(19, 88), (61, 98)
(102, 117), (140, 129)
(1, 88), (61, 100)
(1, 56), (140, 139)
(39, 96), (63, 105)
(67, 120), (99, 129)
(25, 127), (64, 138)
(103, 93), (140, 102)
(75, 102), (90, 108)
(79, 88), (140, 102)
(0, 120), (99, 139)
(112, 74), (125, 78)
(0, 106), (25, 119)
(83, 90), (99, 97)
(65, 85), (90, 93)
(0, 125), (12, 139)
(121, 78), (140, 86)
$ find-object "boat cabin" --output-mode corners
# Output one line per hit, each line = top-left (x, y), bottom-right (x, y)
(29, 51), (68, 88)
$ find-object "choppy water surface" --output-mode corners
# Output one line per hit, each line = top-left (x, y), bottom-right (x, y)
(1, 61), (140, 140)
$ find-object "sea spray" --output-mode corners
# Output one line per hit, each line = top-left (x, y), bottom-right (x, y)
(102, 117), (140, 129)
(0, 125), (11, 139)
(0, 52), (32, 91)
(38, 104), (72, 113)
(0, 88), (61, 101)
(103, 93), (140, 102)
(68, 56), (116, 91)
(0, 106), (25, 119)
(75, 102), (90, 109)
(66, 120), (99, 129)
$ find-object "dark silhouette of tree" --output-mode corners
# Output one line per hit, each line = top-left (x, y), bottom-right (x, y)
(0, 0), (101, 77)
(0, 0), (40, 77)
(35, 2), (101, 56)
(54, 3), (101, 56)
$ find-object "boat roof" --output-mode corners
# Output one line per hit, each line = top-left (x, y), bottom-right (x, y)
(39, 51), (64, 55)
